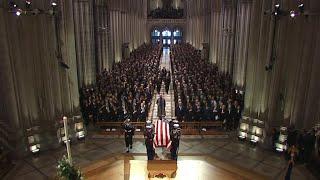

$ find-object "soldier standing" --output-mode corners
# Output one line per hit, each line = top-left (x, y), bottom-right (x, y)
(144, 125), (155, 160)
(170, 123), (181, 160)
(123, 119), (135, 153)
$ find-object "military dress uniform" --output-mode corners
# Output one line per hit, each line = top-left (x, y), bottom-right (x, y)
(170, 124), (181, 160)
(124, 119), (135, 153)
(144, 125), (155, 160)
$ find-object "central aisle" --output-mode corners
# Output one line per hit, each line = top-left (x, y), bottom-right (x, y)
(148, 47), (175, 122)
(147, 47), (175, 159)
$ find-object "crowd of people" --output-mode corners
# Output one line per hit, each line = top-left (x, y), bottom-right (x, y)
(79, 44), (162, 125)
(80, 42), (244, 132)
(171, 43), (244, 131)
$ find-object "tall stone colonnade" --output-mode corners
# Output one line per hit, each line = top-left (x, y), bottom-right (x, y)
(186, 0), (320, 132)
(0, 0), (147, 155)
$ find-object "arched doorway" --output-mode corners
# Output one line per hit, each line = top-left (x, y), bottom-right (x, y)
(173, 29), (182, 44)
(151, 29), (161, 44)
(162, 30), (172, 47)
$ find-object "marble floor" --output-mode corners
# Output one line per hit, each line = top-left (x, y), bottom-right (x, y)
(4, 135), (316, 180)
(83, 155), (267, 180)
(148, 47), (175, 122)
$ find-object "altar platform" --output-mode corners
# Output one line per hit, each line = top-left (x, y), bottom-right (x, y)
(82, 154), (267, 180)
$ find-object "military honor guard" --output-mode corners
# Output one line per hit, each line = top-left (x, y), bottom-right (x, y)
(123, 119), (135, 153)
(144, 125), (155, 160)
(170, 123), (181, 160)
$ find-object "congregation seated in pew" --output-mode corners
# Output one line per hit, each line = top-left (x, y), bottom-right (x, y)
(171, 43), (244, 131)
(79, 44), (162, 125)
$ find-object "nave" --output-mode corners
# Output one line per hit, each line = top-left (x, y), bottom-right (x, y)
(4, 46), (317, 180)
(1, 0), (320, 179)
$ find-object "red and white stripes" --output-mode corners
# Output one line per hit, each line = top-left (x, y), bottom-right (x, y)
(154, 120), (171, 149)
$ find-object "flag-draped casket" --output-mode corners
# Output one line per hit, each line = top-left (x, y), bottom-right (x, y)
(154, 120), (171, 148)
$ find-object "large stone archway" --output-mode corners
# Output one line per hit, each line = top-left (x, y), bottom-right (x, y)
(147, 19), (186, 43)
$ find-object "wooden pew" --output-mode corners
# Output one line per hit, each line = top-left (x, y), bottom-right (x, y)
(180, 122), (200, 135)
(131, 122), (146, 135)
(97, 121), (146, 136)
(97, 120), (225, 136)
(97, 122), (122, 136)
(199, 121), (224, 135)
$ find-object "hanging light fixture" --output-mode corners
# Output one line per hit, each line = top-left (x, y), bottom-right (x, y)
(8, 1), (17, 9)
(25, 0), (32, 9)
(273, 3), (280, 16)
(15, 9), (22, 16)
(290, 10), (296, 18)
(298, 3), (304, 14)
(51, 1), (57, 7)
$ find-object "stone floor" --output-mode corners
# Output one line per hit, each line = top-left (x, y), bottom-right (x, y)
(148, 47), (175, 122)
(5, 135), (316, 180)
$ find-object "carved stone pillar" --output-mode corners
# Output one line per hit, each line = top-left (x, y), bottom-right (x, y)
(73, 0), (96, 87)
(233, 0), (252, 88)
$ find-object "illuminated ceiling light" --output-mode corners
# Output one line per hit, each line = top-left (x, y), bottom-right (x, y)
(51, 1), (57, 7)
(16, 9), (22, 16)
(273, 3), (281, 17)
(9, 1), (17, 8)
(25, 0), (32, 9)
(290, 10), (296, 18)
(298, 3), (304, 14)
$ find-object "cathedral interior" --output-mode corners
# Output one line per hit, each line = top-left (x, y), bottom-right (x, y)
(0, 0), (320, 179)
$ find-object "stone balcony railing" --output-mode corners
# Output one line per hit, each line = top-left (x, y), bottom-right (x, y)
(147, 18), (187, 25)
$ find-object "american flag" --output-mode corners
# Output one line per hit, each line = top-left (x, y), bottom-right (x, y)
(154, 120), (171, 149)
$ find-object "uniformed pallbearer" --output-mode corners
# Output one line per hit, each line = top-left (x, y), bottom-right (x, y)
(170, 123), (181, 160)
(144, 125), (155, 160)
(123, 119), (135, 153)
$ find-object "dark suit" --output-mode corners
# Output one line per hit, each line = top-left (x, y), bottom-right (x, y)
(124, 124), (135, 150)
(175, 106), (185, 121)
(144, 129), (155, 160)
(187, 107), (194, 121)
(234, 108), (241, 129)
(195, 105), (203, 121)
(226, 109), (234, 130)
